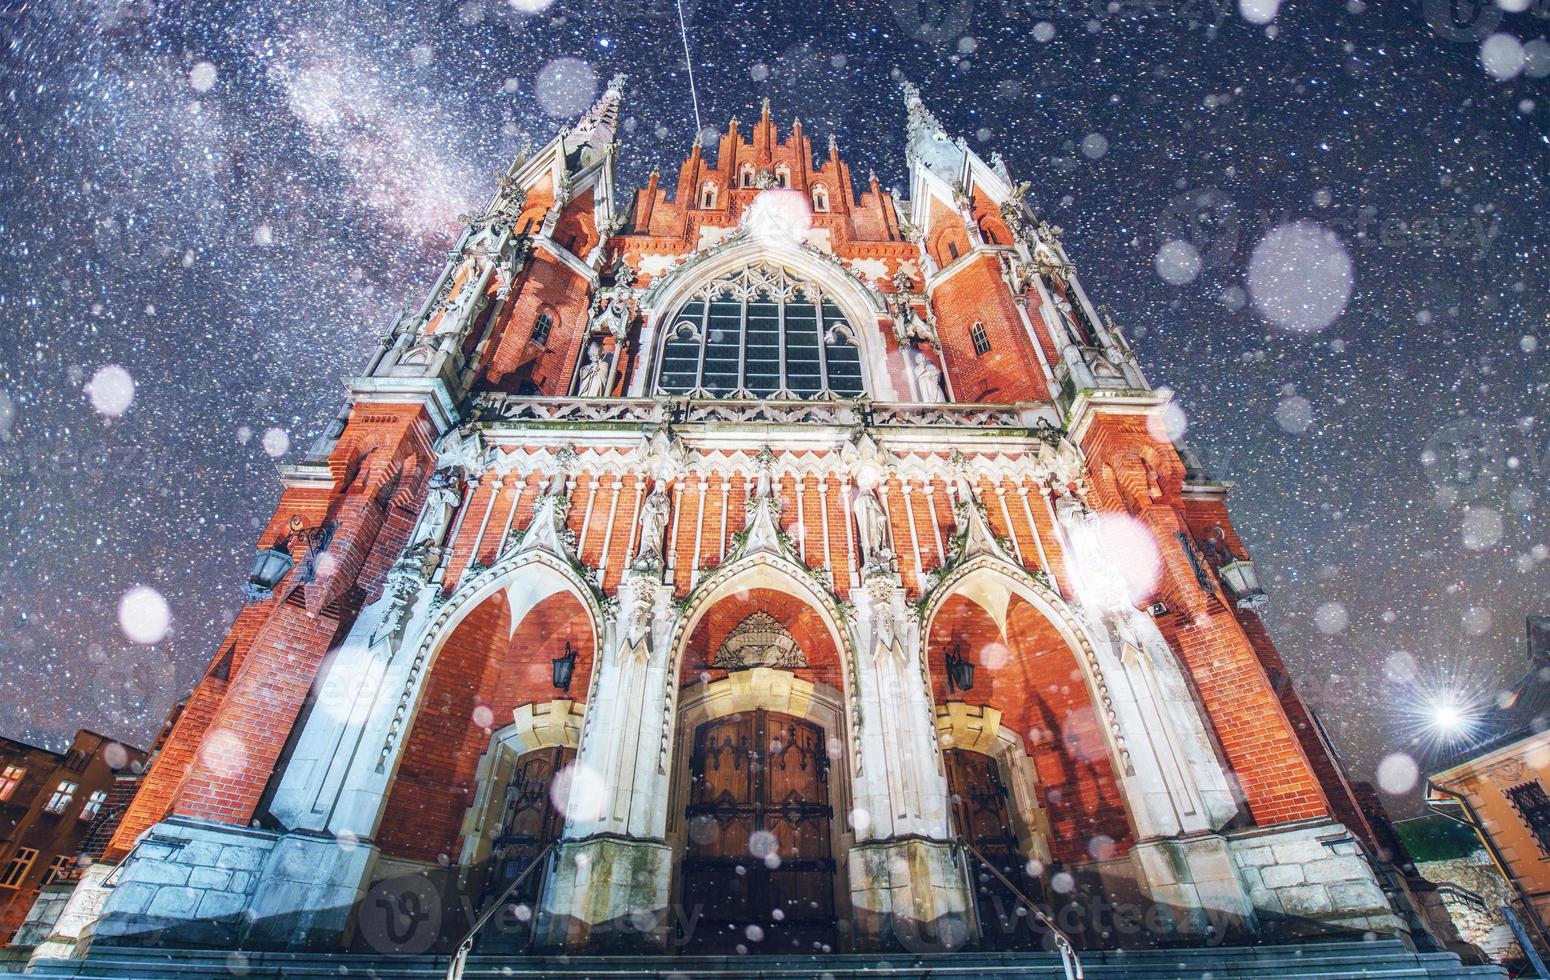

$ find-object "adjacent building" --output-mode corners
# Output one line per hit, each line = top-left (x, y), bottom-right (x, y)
(0, 731), (144, 944)
(1427, 617), (1550, 955)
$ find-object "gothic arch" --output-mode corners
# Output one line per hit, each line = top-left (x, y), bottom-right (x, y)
(665, 551), (862, 772)
(367, 550), (606, 824)
(920, 554), (1237, 843)
(637, 237), (899, 401)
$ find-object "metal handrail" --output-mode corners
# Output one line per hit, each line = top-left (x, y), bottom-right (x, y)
(960, 840), (1084, 980)
(445, 843), (556, 980)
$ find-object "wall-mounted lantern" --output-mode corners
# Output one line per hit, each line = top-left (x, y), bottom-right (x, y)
(242, 542), (296, 603)
(945, 645), (976, 694)
(552, 642), (579, 693)
(240, 515), (336, 603)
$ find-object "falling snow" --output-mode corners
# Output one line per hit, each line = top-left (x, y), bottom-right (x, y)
(0, 0), (1544, 815)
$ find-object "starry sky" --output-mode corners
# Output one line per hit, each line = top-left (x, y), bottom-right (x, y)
(0, 0), (1545, 809)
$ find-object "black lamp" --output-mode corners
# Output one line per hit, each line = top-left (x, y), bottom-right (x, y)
(552, 642), (578, 693)
(945, 645), (975, 694)
(242, 541), (296, 602)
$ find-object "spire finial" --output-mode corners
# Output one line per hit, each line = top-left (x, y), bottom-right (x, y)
(760, 96), (771, 118)
(827, 132), (838, 152)
(899, 75), (945, 138)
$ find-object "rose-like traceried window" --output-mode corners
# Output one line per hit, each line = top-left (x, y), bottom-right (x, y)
(655, 264), (866, 400)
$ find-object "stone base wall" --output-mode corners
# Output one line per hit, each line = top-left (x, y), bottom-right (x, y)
(848, 837), (973, 953)
(1228, 819), (1406, 938)
(535, 836), (673, 951)
(94, 818), (375, 951)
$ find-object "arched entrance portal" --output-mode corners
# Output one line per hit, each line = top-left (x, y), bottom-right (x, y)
(682, 709), (835, 952)
(668, 573), (855, 954)
(484, 745), (573, 911)
(944, 746), (1047, 950)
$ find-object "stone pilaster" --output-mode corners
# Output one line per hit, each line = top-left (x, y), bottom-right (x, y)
(537, 568), (679, 950)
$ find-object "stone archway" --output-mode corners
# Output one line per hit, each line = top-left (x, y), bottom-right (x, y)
(665, 568), (856, 954)
(374, 585), (597, 870)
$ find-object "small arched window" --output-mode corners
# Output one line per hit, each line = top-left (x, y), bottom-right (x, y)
(740, 164), (755, 189)
(970, 322), (991, 356)
(947, 240), (961, 261)
(701, 182), (718, 208)
(812, 185), (829, 212)
(775, 166), (790, 189)
(532, 312), (553, 346)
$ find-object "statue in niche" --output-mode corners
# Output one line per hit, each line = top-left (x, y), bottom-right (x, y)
(631, 479), (670, 571)
(853, 483), (894, 571)
(576, 342), (614, 398)
(913, 351), (946, 403)
(440, 259), (486, 332)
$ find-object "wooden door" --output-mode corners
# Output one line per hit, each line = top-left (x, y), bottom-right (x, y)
(681, 710), (835, 952)
(945, 748), (1043, 950)
(484, 746), (572, 911)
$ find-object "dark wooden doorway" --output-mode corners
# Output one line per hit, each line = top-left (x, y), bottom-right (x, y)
(680, 710), (836, 952)
(945, 748), (1043, 950)
(480, 745), (573, 936)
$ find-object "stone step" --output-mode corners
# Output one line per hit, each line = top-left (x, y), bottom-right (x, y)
(24, 940), (1508, 980)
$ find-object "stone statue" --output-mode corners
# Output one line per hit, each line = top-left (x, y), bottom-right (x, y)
(632, 479), (670, 571)
(914, 352), (946, 403)
(853, 484), (893, 570)
(413, 471), (463, 555)
(440, 259), (485, 332)
(576, 342), (613, 398)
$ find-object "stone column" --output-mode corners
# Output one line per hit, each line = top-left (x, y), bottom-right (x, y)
(536, 567), (679, 950)
(844, 469), (973, 952)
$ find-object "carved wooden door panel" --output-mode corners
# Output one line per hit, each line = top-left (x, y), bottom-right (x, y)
(682, 710), (835, 952)
(485, 746), (572, 910)
(945, 748), (1041, 950)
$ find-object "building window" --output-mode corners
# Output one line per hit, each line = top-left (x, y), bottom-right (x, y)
(1506, 781), (1550, 854)
(812, 186), (829, 212)
(531, 313), (552, 346)
(655, 264), (867, 400)
(44, 854), (77, 884)
(0, 848), (37, 889)
(0, 766), (24, 802)
(947, 240), (960, 261)
(700, 182), (718, 208)
(970, 322), (991, 356)
(80, 789), (108, 822)
(774, 166), (790, 188)
(44, 781), (77, 815)
(740, 164), (755, 189)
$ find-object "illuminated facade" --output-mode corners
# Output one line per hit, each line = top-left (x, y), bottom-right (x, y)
(56, 78), (1417, 956)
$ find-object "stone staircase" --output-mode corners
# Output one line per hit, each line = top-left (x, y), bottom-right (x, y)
(21, 939), (1509, 979)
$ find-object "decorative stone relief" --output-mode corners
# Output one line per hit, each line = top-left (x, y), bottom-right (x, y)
(711, 612), (809, 670)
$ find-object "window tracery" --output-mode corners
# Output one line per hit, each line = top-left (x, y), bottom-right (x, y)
(655, 264), (867, 400)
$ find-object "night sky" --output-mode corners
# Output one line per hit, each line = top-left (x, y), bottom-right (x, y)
(0, 0), (1545, 808)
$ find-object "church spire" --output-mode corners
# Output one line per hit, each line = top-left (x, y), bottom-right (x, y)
(568, 73), (628, 165)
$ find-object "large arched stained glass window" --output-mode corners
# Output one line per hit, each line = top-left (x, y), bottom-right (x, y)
(655, 265), (866, 400)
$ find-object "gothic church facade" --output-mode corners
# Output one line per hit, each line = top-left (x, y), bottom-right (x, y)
(64, 77), (1409, 956)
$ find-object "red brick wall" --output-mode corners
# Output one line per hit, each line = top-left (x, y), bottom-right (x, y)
(1079, 410), (1331, 828)
(376, 589), (595, 864)
(927, 594), (1133, 863)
